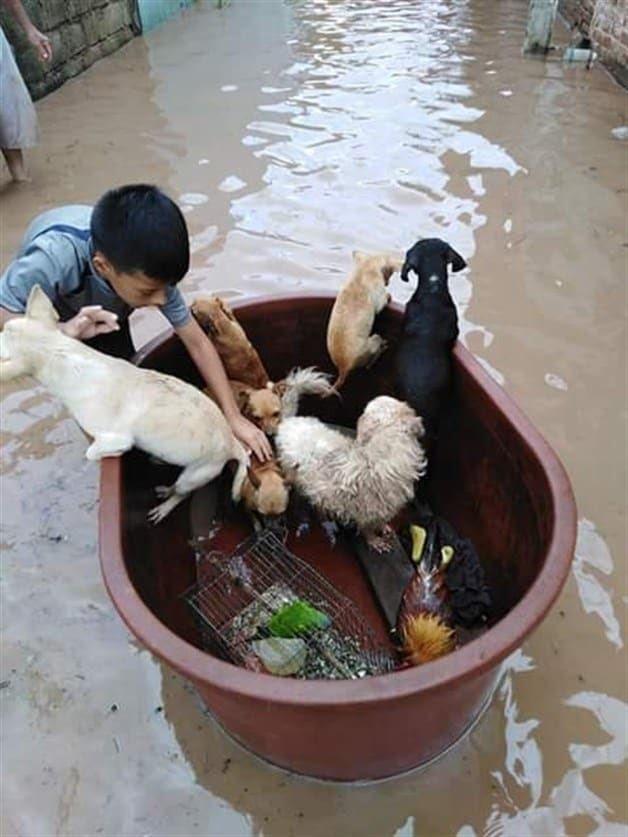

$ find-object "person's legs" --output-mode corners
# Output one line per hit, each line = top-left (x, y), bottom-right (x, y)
(1, 148), (28, 182)
(1, 26), (38, 182)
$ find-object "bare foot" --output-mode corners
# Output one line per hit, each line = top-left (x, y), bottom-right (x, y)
(2, 148), (30, 182)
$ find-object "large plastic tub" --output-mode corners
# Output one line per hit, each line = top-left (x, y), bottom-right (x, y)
(99, 295), (576, 781)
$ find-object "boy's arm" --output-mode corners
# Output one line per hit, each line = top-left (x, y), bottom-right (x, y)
(0, 240), (119, 337)
(175, 317), (272, 461)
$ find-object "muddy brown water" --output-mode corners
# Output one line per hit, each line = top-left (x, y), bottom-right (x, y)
(1, 0), (626, 834)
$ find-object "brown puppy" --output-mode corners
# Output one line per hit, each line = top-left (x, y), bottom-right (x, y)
(326, 251), (403, 391)
(241, 454), (290, 517)
(223, 367), (334, 436)
(230, 380), (285, 436)
(191, 296), (269, 389)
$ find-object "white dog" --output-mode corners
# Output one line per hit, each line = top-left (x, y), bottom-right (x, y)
(0, 286), (248, 523)
(276, 395), (427, 546)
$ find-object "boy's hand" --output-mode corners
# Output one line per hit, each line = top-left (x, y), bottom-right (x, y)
(59, 306), (120, 340)
(229, 413), (273, 462)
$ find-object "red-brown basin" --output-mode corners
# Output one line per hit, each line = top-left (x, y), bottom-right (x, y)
(99, 294), (577, 781)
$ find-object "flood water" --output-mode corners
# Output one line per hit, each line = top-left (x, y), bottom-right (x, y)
(1, 1), (626, 835)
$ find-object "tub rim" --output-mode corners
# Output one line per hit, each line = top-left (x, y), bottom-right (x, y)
(99, 292), (577, 707)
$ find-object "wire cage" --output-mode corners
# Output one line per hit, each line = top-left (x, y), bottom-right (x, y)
(184, 529), (397, 680)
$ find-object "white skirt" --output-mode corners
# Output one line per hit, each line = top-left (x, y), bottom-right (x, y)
(0, 25), (38, 148)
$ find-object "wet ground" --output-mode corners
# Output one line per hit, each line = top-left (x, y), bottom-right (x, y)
(1, 0), (626, 834)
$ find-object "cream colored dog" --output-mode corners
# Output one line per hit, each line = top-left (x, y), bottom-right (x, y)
(326, 251), (403, 391)
(276, 396), (426, 547)
(0, 286), (248, 523)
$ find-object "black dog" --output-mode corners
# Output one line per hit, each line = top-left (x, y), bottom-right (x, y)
(395, 238), (467, 447)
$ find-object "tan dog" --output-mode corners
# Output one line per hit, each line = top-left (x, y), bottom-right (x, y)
(191, 296), (269, 389)
(241, 454), (290, 518)
(326, 251), (403, 391)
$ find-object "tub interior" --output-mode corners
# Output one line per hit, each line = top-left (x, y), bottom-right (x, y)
(119, 298), (554, 658)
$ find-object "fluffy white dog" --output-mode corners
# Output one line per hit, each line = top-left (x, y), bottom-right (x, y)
(276, 395), (427, 546)
(0, 286), (248, 523)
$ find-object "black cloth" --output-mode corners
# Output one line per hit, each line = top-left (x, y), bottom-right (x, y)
(85, 320), (135, 359)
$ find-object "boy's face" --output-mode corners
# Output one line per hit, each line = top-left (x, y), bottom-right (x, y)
(92, 252), (169, 308)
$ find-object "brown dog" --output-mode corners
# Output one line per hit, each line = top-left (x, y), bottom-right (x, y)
(191, 296), (269, 389)
(241, 454), (290, 517)
(326, 251), (403, 391)
(204, 366), (333, 437)
(230, 380), (286, 436)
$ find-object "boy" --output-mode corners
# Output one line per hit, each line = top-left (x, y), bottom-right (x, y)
(0, 183), (272, 460)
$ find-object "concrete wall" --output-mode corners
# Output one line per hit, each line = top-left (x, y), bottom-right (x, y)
(560, 0), (628, 82)
(136, 0), (195, 34)
(0, 0), (138, 100)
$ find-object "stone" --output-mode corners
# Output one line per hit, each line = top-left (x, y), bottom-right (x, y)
(251, 638), (307, 676)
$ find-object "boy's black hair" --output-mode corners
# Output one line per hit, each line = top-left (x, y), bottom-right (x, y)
(91, 184), (189, 284)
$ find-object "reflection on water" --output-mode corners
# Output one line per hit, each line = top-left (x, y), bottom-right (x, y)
(459, 651), (628, 836)
(573, 518), (623, 650)
(1, 0), (626, 834)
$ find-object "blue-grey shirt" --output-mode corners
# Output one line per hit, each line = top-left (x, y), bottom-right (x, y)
(0, 205), (191, 328)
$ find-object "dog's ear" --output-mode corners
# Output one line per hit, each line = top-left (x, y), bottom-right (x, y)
(246, 466), (262, 490)
(191, 301), (217, 336)
(25, 285), (59, 327)
(381, 256), (404, 284)
(230, 381), (252, 411)
(272, 380), (288, 399)
(447, 246), (467, 272)
(400, 259), (414, 283)
(398, 404), (425, 437)
(216, 296), (236, 322)
(352, 250), (368, 264)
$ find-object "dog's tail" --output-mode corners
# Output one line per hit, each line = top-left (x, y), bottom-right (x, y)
(231, 444), (249, 502)
(280, 366), (336, 417)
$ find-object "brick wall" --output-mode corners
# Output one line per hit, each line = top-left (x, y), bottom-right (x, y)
(560, 0), (628, 83)
(590, 0), (628, 72)
(0, 0), (138, 101)
(560, 0), (597, 31)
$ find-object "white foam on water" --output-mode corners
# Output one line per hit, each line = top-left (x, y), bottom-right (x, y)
(179, 192), (209, 206)
(218, 176), (247, 193)
(544, 373), (568, 391)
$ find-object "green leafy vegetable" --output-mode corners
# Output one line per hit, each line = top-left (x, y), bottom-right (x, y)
(268, 600), (331, 638)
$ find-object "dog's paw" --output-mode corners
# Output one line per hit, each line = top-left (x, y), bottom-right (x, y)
(296, 520), (311, 539)
(320, 519), (340, 548)
(147, 502), (170, 524)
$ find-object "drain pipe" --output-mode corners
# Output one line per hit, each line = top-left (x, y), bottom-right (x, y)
(523, 0), (559, 53)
